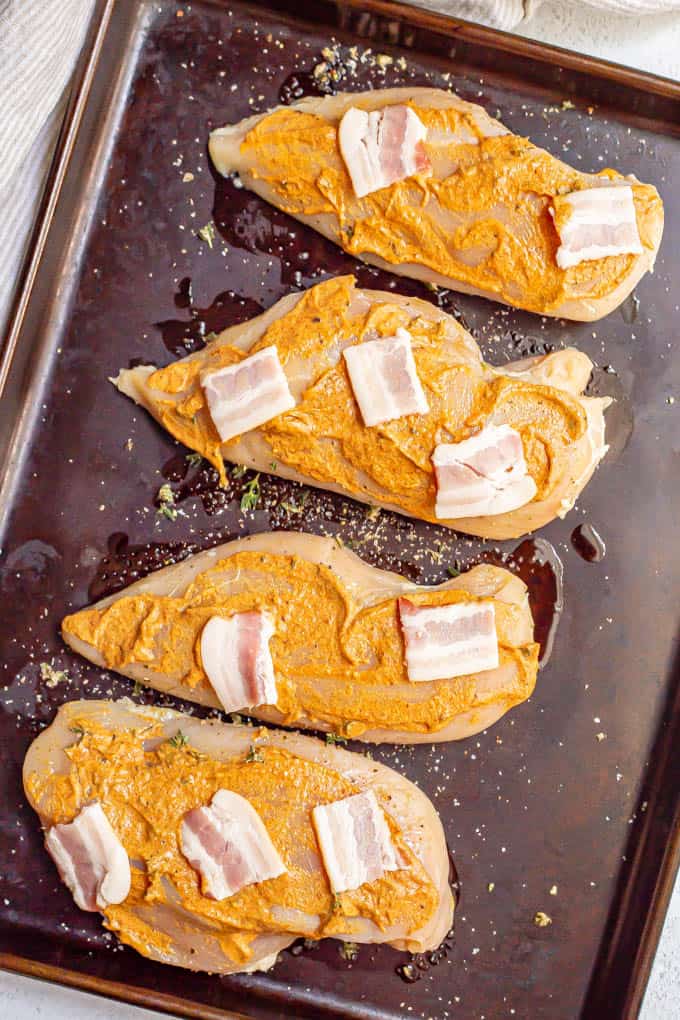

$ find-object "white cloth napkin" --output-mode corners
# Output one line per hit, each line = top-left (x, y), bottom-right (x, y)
(0, 0), (94, 332)
(417, 0), (680, 30)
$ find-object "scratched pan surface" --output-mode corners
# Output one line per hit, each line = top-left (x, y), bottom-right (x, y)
(0, 1), (679, 1018)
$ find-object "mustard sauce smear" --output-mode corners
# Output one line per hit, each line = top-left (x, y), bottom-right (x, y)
(237, 104), (661, 315)
(26, 722), (437, 962)
(145, 275), (587, 512)
(62, 551), (539, 736)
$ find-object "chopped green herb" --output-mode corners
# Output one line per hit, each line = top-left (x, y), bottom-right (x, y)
(185, 451), (203, 467)
(132, 680), (144, 697)
(245, 744), (264, 763)
(240, 474), (261, 512)
(325, 732), (347, 746)
(158, 503), (178, 521)
(40, 662), (69, 687)
(339, 941), (359, 962)
(232, 464), (247, 479)
(447, 566), (461, 578)
(281, 499), (304, 515)
(157, 484), (178, 522)
(425, 281), (439, 294)
(198, 221), (216, 248)
(168, 730), (189, 748)
(270, 461), (278, 470)
(365, 505), (381, 520)
(69, 724), (85, 743)
(331, 894), (343, 912)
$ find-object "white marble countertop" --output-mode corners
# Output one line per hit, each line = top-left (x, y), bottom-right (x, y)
(2, 1), (678, 1017)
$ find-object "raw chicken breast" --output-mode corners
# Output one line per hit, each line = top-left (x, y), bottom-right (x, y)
(62, 532), (539, 744)
(115, 277), (610, 541)
(23, 698), (454, 974)
(209, 87), (663, 322)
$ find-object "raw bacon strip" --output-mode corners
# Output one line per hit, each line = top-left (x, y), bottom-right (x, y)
(201, 612), (277, 714)
(45, 802), (131, 911)
(550, 185), (643, 270)
(432, 425), (537, 519)
(181, 789), (286, 900)
(338, 105), (430, 199)
(343, 327), (429, 427)
(312, 790), (400, 893)
(398, 598), (499, 682)
(201, 345), (295, 442)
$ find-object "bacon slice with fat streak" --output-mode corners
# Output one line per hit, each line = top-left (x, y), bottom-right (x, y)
(433, 424), (537, 520)
(44, 801), (131, 911)
(550, 185), (643, 270)
(180, 789), (286, 900)
(201, 345), (295, 442)
(398, 598), (499, 683)
(343, 327), (429, 426)
(201, 612), (277, 714)
(338, 105), (430, 199)
(312, 790), (400, 893)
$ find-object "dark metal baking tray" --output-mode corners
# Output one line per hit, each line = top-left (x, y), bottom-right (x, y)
(1, 1), (679, 1017)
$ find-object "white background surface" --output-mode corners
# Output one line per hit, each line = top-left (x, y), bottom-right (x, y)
(1, 1), (678, 1016)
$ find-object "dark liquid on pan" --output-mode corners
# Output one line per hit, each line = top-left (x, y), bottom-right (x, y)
(88, 531), (199, 602)
(571, 523), (606, 563)
(157, 281), (263, 358)
(483, 537), (563, 667)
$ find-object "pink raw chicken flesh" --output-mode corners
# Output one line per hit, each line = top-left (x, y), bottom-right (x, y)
(343, 326), (429, 426)
(433, 424), (537, 519)
(398, 598), (499, 682)
(338, 104), (430, 198)
(180, 788), (286, 900)
(550, 185), (643, 270)
(45, 801), (131, 911)
(312, 790), (400, 893)
(201, 345), (295, 441)
(200, 612), (277, 714)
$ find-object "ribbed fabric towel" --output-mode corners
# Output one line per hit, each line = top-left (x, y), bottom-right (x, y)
(0, 0), (94, 334)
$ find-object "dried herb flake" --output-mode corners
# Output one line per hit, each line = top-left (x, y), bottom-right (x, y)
(157, 484), (178, 522)
(325, 732), (347, 746)
(168, 730), (189, 748)
(197, 221), (216, 248)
